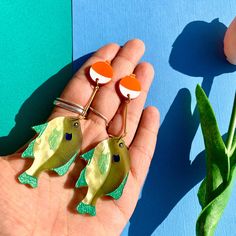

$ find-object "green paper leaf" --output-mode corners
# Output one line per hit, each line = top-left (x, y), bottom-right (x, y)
(226, 95), (236, 154)
(198, 179), (206, 208)
(195, 85), (233, 236)
(230, 142), (236, 170)
(196, 85), (229, 202)
(196, 169), (235, 236)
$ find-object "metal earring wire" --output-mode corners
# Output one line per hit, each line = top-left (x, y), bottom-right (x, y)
(54, 81), (110, 126)
(81, 79), (100, 118)
(90, 106), (109, 126)
(119, 94), (131, 139)
(54, 61), (113, 121)
(109, 94), (131, 140)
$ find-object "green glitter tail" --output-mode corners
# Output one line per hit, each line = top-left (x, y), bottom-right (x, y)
(18, 172), (38, 188)
(76, 202), (96, 216)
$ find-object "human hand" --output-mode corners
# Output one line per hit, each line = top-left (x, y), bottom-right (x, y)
(0, 39), (160, 236)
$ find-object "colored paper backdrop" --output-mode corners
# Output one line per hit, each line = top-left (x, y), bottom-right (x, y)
(72, 1), (236, 236)
(1, 1), (236, 235)
(0, 1), (72, 154)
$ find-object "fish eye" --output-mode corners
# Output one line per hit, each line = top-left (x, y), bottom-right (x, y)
(113, 154), (120, 162)
(73, 122), (79, 127)
(119, 142), (124, 148)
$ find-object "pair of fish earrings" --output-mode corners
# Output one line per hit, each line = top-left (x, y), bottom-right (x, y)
(18, 61), (141, 216)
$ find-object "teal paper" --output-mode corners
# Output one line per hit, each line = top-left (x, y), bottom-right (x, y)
(0, 1), (72, 155)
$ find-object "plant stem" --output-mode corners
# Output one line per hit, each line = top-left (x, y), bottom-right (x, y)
(226, 93), (236, 153)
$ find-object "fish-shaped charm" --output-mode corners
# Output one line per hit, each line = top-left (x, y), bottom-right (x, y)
(18, 116), (82, 188)
(75, 137), (130, 216)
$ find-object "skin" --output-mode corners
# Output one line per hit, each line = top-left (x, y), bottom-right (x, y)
(0, 39), (160, 236)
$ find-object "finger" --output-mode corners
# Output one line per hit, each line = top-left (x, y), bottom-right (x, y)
(107, 62), (154, 146)
(87, 39), (145, 126)
(129, 106), (160, 187)
(50, 43), (120, 118)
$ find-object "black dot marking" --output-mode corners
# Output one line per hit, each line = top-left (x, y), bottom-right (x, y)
(113, 154), (120, 162)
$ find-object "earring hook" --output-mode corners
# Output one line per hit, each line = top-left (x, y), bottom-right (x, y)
(81, 78), (100, 118)
(117, 94), (131, 140)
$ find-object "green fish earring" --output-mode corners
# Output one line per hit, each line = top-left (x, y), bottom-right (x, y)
(18, 61), (113, 188)
(18, 117), (83, 188)
(75, 74), (141, 216)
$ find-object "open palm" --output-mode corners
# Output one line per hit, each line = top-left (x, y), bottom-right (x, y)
(0, 39), (159, 236)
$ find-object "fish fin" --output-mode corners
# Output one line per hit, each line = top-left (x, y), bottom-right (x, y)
(32, 123), (47, 135)
(52, 152), (77, 176)
(76, 202), (96, 216)
(81, 148), (95, 162)
(75, 168), (87, 188)
(22, 140), (35, 158)
(18, 172), (38, 188)
(106, 174), (129, 200)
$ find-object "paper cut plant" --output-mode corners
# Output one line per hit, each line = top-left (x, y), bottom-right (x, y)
(196, 85), (236, 236)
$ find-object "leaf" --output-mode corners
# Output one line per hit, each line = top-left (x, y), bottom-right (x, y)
(196, 85), (232, 236)
(197, 179), (206, 208)
(229, 135), (236, 162)
(196, 85), (229, 203)
(196, 168), (235, 236)
(230, 141), (236, 170)
(226, 95), (236, 154)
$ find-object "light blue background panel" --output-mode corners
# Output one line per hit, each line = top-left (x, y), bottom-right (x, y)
(73, 1), (236, 236)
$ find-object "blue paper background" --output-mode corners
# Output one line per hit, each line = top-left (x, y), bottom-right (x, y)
(72, 1), (236, 235)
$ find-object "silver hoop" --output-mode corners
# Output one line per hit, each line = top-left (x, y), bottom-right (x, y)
(53, 98), (85, 115)
(54, 98), (109, 126)
(90, 107), (109, 126)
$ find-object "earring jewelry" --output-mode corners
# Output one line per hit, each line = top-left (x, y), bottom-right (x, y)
(75, 74), (141, 216)
(18, 61), (113, 188)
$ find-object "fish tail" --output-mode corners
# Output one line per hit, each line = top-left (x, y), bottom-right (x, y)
(76, 201), (96, 216)
(18, 172), (38, 188)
